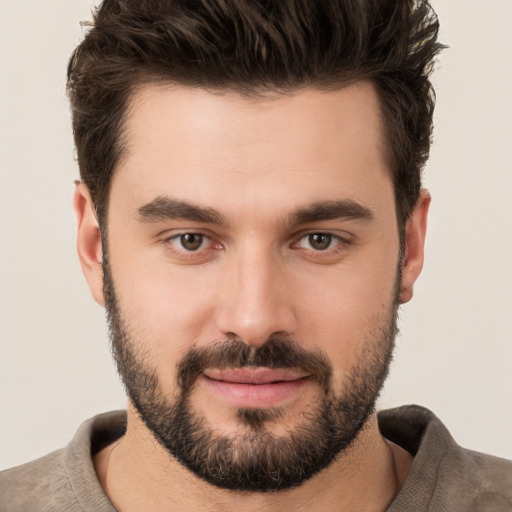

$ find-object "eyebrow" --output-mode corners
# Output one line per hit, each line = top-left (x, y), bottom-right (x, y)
(136, 196), (373, 227)
(288, 200), (374, 225)
(137, 196), (228, 226)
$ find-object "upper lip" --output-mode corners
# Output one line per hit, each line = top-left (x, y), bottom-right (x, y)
(203, 368), (309, 384)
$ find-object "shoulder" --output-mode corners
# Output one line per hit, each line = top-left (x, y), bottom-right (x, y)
(0, 411), (125, 512)
(0, 449), (82, 512)
(379, 405), (512, 511)
(438, 446), (512, 510)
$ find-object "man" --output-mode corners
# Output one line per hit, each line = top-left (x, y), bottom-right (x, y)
(1, 0), (511, 510)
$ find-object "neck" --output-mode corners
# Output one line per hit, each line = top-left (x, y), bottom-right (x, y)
(94, 406), (412, 512)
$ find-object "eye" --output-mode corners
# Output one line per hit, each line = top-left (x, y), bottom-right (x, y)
(169, 233), (209, 252)
(160, 231), (223, 263)
(298, 233), (338, 251)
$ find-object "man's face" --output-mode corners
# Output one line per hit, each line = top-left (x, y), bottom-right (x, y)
(86, 82), (416, 490)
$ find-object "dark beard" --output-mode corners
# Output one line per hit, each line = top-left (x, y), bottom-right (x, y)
(103, 254), (399, 492)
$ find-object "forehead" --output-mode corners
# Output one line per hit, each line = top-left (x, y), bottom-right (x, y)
(111, 81), (392, 220)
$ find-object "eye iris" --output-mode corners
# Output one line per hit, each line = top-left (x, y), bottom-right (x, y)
(180, 234), (203, 251)
(309, 233), (331, 250)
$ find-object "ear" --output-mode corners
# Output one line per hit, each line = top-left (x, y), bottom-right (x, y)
(399, 189), (430, 304)
(73, 183), (105, 306)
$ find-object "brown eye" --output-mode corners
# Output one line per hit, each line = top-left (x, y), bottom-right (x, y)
(179, 234), (204, 251)
(307, 233), (332, 250)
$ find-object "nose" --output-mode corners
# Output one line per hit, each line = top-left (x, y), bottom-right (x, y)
(214, 247), (297, 347)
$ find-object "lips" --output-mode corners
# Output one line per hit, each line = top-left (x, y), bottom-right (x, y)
(201, 368), (310, 408)
(203, 367), (309, 384)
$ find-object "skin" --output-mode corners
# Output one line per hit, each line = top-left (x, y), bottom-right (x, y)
(74, 81), (429, 511)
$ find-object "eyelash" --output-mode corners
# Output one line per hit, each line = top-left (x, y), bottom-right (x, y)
(162, 232), (220, 261)
(291, 231), (352, 259)
(160, 230), (352, 261)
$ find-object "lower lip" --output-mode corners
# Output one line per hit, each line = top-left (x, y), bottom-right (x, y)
(200, 375), (310, 408)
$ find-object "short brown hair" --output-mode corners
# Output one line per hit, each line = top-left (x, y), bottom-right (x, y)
(67, 0), (443, 228)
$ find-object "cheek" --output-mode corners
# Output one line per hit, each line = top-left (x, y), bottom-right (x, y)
(107, 242), (221, 377)
(117, 268), (218, 336)
(294, 259), (398, 369)
(113, 271), (221, 393)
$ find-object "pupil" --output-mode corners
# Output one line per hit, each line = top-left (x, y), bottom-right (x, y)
(309, 233), (331, 250)
(181, 234), (202, 250)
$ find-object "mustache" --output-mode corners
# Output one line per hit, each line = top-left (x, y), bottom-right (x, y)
(177, 338), (332, 393)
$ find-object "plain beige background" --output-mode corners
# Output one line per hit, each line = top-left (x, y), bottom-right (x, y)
(1, 1), (511, 471)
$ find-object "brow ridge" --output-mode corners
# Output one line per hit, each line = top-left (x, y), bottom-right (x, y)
(289, 200), (374, 225)
(136, 196), (373, 227)
(137, 196), (227, 225)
